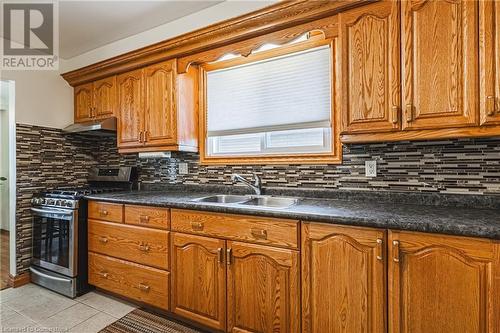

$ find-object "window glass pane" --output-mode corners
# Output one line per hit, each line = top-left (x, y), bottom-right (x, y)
(266, 128), (327, 148)
(210, 133), (262, 155)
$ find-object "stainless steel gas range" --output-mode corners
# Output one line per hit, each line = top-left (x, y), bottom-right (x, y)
(30, 167), (136, 298)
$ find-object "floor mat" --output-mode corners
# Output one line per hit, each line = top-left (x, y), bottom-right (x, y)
(99, 308), (206, 333)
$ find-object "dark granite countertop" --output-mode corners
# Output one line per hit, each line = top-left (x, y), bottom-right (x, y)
(85, 187), (500, 240)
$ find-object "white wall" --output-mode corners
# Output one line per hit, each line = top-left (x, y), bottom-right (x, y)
(62, 1), (275, 72)
(1, 68), (74, 129)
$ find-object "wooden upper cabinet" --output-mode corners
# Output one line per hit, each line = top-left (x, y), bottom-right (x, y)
(117, 69), (144, 149)
(226, 241), (300, 333)
(143, 60), (177, 147)
(74, 83), (93, 122)
(302, 223), (386, 333)
(116, 60), (198, 153)
(170, 233), (226, 332)
(93, 76), (116, 119)
(389, 231), (500, 333)
(401, 0), (478, 130)
(480, 0), (500, 125)
(340, 1), (401, 134)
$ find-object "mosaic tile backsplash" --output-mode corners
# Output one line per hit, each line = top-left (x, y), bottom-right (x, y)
(14, 123), (500, 273)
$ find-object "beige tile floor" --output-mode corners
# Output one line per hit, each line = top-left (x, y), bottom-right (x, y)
(0, 284), (136, 332)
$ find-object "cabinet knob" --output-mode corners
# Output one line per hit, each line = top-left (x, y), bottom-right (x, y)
(99, 210), (108, 216)
(99, 236), (108, 244)
(139, 215), (150, 223)
(98, 271), (108, 278)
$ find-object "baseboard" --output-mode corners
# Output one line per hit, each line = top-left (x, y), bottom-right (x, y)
(9, 272), (30, 288)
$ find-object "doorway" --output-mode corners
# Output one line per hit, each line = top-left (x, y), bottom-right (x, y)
(0, 80), (16, 290)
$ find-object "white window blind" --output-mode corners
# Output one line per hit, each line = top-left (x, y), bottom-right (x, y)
(206, 45), (331, 137)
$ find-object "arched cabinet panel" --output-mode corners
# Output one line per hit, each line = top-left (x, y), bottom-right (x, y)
(227, 241), (300, 333)
(170, 232), (226, 331)
(301, 222), (386, 333)
(389, 231), (499, 333)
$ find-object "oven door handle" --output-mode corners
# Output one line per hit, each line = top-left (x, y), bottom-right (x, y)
(29, 267), (72, 282)
(31, 207), (74, 216)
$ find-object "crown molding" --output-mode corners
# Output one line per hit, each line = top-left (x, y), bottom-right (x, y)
(61, 0), (374, 86)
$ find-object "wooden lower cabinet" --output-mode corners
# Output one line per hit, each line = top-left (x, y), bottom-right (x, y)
(301, 222), (386, 333)
(227, 241), (300, 333)
(170, 232), (299, 333)
(170, 232), (226, 331)
(89, 252), (169, 310)
(388, 231), (500, 333)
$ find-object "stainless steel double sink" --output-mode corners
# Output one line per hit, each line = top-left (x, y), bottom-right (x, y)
(191, 194), (299, 209)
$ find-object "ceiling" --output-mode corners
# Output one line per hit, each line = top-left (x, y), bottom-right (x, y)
(58, 1), (222, 59)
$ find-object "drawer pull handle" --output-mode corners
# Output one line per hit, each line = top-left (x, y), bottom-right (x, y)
(376, 238), (383, 261)
(99, 237), (108, 244)
(191, 222), (204, 231)
(98, 271), (108, 279)
(139, 244), (150, 252)
(391, 106), (399, 124)
(226, 248), (232, 266)
(250, 228), (267, 240)
(99, 210), (108, 216)
(392, 240), (400, 263)
(486, 95), (496, 116)
(138, 283), (150, 292)
(139, 215), (150, 223)
(217, 247), (224, 263)
(406, 104), (413, 122)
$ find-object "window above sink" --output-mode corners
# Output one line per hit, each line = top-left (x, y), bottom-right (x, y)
(199, 32), (342, 165)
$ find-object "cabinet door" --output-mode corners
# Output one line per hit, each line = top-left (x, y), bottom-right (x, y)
(340, 1), (400, 134)
(117, 69), (144, 148)
(93, 76), (116, 119)
(74, 83), (93, 122)
(480, 0), (500, 125)
(401, 0), (478, 130)
(143, 60), (177, 147)
(389, 231), (500, 333)
(302, 223), (386, 333)
(226, 241), (299, 333)
(170, 233), (226, 331)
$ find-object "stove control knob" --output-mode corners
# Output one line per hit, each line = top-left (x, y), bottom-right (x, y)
(62, 201), (71, 208)
(55, 200), (61, 206)
(40, 198), (46, 205)
(47, 199), (55, 205)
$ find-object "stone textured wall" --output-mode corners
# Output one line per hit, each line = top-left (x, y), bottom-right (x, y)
(15, 123), (500, 273)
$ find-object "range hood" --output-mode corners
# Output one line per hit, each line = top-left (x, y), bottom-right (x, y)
(62, 117), (116, 136)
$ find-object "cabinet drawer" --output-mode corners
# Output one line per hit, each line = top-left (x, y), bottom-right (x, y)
(171, 209), (299, 249)
(89, 252), (169, 311)
(125, 205), (170, 229)
(89, 201), (123, 223)
(89, 219), (169, 269)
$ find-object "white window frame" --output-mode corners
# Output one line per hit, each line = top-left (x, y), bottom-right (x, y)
(199, 37), (341, 165)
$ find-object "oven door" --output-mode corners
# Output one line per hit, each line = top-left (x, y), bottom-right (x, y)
(31, 207), (78, 277)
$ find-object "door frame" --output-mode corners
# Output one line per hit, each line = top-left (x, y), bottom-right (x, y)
(1, 80), (17, 277)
